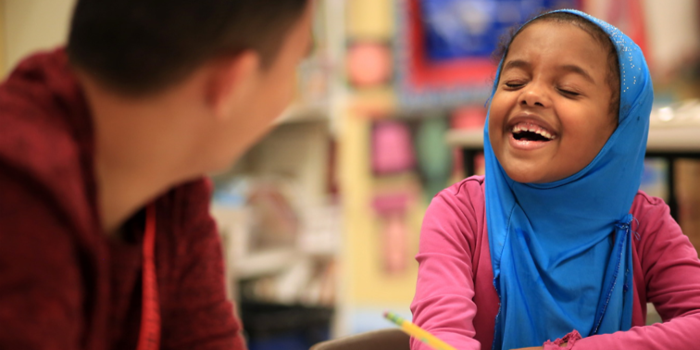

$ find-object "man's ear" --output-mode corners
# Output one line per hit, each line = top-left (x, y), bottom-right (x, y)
(207, 50), (261, 120)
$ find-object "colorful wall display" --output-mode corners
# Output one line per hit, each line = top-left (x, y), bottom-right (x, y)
(395, 0), (581, 109)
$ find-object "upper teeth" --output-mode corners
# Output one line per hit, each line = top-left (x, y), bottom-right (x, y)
(512, 123), (555, 140)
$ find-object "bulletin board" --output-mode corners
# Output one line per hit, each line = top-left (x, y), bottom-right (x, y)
(394, 0), (583, 110)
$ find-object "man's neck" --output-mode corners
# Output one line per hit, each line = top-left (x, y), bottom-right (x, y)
(79, 76), (204, 235)
(95, 160), (170, 236)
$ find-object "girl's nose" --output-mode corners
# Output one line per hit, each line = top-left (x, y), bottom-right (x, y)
(519, 84), (549, 108)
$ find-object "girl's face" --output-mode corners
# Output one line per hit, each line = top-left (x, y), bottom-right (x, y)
(489, 21), (617, 184)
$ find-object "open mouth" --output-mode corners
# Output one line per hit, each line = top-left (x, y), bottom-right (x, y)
(511, 122), (556, 142)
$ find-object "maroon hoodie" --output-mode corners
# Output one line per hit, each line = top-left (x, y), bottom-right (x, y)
(0, 49), (245, 350)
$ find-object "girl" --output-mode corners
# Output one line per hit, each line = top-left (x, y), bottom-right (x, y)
(411, 9), (700, 350)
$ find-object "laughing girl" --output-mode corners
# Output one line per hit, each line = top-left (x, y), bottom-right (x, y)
(411, 9), (700, 350)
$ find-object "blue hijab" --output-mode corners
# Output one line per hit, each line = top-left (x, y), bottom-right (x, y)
(484, 9), (653, 350)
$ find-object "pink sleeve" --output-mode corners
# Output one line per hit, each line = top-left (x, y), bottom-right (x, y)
(574, 196), (700, 349)
(410, 181), (482, 350)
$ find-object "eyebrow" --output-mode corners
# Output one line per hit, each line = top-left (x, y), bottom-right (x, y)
(502, 59), (531, 72)
(559, 64), (595, 83)
(502, 59), (595, 84)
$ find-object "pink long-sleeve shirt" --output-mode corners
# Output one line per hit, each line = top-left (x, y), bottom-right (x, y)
(411, 176), (700, 350)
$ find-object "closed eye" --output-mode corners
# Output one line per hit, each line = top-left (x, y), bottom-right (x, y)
(504, 82), (525, 89)
(559, 88), (580, 97)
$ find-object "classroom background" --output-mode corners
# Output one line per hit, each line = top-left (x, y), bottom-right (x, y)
(2, 0), (699, 349)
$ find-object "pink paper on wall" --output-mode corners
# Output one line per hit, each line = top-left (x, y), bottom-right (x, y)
(371, 120), (416, 175)
(372, 193), (411, 275)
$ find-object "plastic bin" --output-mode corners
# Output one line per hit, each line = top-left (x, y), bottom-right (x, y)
(240, 301), (334, 350)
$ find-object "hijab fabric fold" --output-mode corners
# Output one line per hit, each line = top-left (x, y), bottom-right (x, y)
(484, 9), (653, 350)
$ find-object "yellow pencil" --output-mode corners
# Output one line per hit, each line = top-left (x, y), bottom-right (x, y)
(383, 311), (458, 350)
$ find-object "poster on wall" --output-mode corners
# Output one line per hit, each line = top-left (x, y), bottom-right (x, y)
(395, 0), (582, 110)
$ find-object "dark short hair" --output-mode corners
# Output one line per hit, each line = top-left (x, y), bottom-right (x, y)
(67, 0), (309, 96)
(494, 12), (621, 120)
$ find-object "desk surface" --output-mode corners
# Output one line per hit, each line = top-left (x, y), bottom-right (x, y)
(446, 125), (700, 154)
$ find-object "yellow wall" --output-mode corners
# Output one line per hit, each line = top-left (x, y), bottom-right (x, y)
(339, 0), (425, 332)
(346, 0), (394, 39)
(0, 0), (5, 77)
(3, 0), (76, 72)
(340, 108), (426, 306)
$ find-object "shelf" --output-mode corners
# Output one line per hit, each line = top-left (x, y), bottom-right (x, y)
(445, 129), (483, 148)
(275, 103), (329, 125)
(233, 248), (301, 279)
(446, 124), (700, 154)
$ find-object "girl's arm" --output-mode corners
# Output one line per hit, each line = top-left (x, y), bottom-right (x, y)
(574, 195), (700, 349)
(410, 181), (483, 350)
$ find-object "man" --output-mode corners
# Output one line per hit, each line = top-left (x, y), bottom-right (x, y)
(0, 0), (313, 349)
